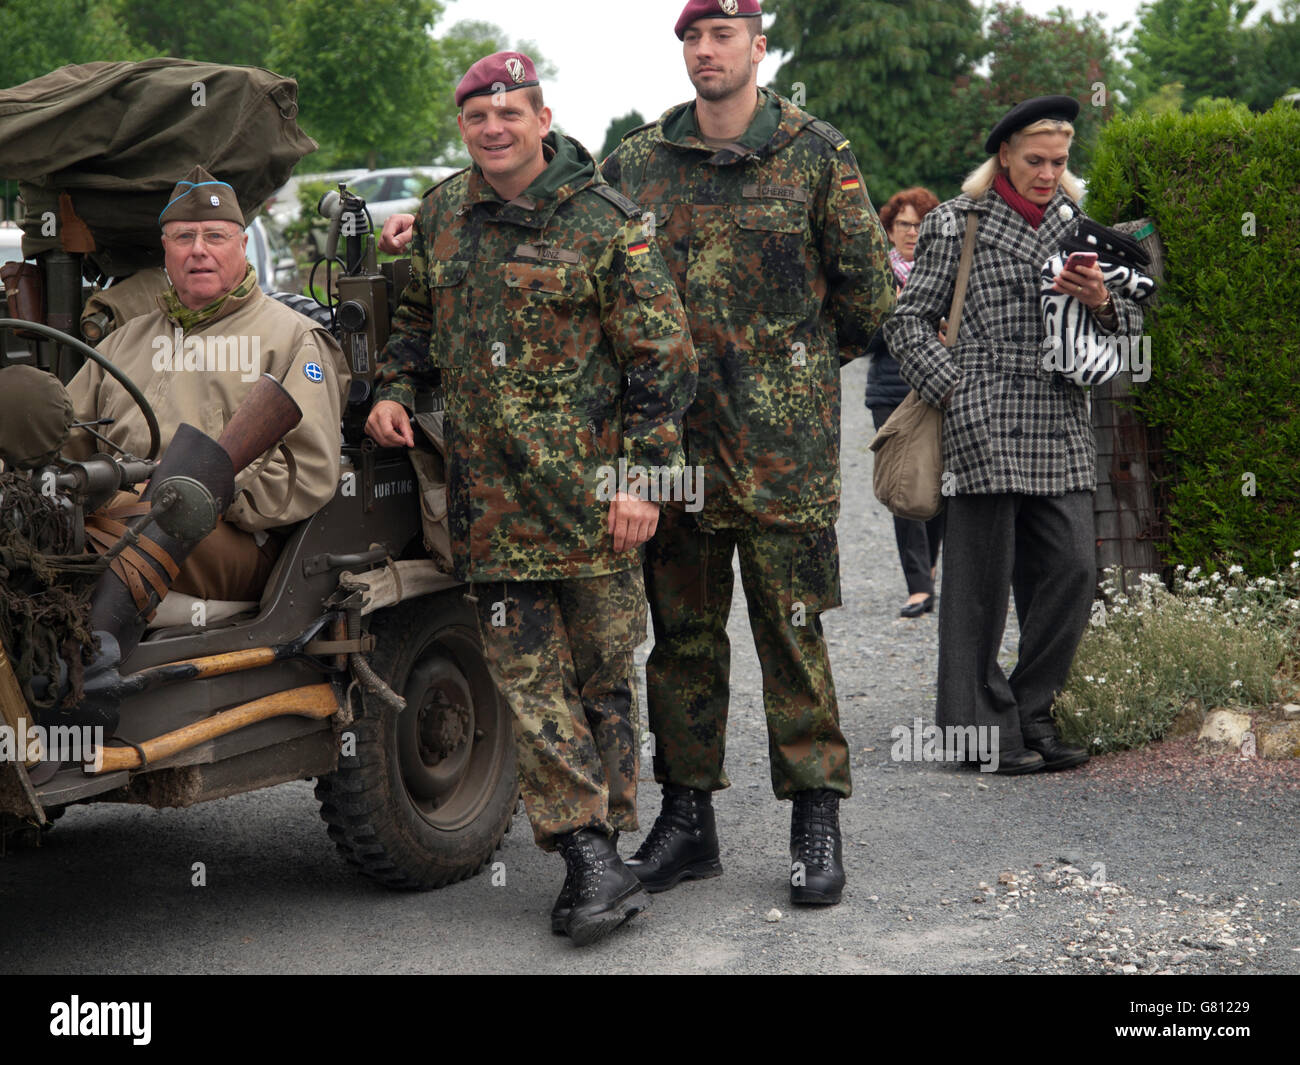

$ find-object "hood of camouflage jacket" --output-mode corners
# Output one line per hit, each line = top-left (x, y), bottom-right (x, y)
(654, 86), (796, 162)
(462, 131), (600, 227)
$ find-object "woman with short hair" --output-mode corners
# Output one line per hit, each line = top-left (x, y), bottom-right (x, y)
(866, 186), (945, 618)
(884, 96), (1144, 774)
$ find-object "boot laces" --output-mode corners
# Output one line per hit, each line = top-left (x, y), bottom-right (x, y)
(632, 791), (699, 862)
(792, 796), (840, 870)
(561, 836), (608, 903)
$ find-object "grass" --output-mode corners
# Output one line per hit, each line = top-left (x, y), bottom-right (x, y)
(1054, 554), (1300, 754)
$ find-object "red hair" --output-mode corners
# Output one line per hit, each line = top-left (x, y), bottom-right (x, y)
(879, 187), (940, 233)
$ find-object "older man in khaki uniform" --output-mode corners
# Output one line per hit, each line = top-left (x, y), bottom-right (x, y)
(65, 166), (349, 601)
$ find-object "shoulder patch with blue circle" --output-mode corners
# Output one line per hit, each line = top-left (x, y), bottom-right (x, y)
(304, 362), (323, 383)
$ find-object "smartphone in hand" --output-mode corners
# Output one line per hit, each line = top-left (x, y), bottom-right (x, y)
(1063, 251), (1099, 273)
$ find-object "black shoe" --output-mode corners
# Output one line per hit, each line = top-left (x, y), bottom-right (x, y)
(899, 594), (935, 618)
(550, 866), (574, 935)
(1024, 735), (1089, 771)
(555, 829), (650, 947)
(625, 784), (723, 892)
(789, 789), (846, 905)
(552, 830), (619, 934)
(991, 747), (1046, 775)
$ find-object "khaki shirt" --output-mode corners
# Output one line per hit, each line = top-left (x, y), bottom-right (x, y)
(65, 285), (350, 532)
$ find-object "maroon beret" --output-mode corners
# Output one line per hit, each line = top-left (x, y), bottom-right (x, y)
(675, 0), (762, 40)
(455, 51), (540, 107)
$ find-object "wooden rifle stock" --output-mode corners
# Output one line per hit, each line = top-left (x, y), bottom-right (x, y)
(216, 373), (303, 473)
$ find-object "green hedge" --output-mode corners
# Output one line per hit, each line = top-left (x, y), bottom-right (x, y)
(1085, 102), (1300, 576)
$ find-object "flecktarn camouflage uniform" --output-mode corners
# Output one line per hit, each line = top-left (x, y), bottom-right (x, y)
(377, 132), (696, 848)
(602, 87), (895, 799)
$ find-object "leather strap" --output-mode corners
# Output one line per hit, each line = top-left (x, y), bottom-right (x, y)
(84, 511), (182, 618)
(944, 213), (979, 349)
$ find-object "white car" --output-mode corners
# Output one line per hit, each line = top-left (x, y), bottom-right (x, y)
(342, 167), (456, 231)
(0, 223), (25, 272)
(263, 169), (368, 229)
(246, 216), (298, 292)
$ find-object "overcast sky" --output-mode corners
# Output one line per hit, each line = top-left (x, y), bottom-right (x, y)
(439, 0), (1286, 151)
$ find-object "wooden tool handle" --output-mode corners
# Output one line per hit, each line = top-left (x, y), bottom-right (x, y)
(92, 684), (339, 773)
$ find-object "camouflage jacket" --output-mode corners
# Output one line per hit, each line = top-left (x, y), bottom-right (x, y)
(601, 88), (895, 531)
(376, 132), (696, 583)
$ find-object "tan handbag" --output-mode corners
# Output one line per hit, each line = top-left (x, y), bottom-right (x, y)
(869, 212), (978, 521)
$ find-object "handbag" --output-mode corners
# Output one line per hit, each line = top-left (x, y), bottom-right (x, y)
(869, 212), (978, 521)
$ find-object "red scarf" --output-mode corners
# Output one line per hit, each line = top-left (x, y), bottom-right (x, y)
(993, 172), (1046, 229)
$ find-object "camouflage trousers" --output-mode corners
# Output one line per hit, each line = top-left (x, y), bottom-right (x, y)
(470, 568), (647, 851)
(643, 508), (852, 799)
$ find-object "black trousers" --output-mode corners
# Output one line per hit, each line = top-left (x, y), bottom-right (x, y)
(936, 492), (1095, 753)
(869, 405), (945, 596)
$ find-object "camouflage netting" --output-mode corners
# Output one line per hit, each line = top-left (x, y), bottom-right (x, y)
(0, 472), (103, 711)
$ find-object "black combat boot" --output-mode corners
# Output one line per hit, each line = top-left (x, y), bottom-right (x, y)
(552, 832), (617, 934)
(554, 829), (650, 947)
(624, 783), (722, 892)
(789, 789), (845, 906)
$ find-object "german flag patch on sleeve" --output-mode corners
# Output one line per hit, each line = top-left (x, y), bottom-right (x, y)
(628, 240), (651, 256)
(840, 175), (862, 192)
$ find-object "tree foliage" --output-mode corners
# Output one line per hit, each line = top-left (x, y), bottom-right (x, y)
(1128, 0), (1254, 106)
(765, 0), (983, 199)
(1128, 0), (1300, 111)
(1234, 0), (1300, 110)
(765, 0), (1124, 200)
(267, 0), (445, 170)
(117, 0), (289, 68)
(0, 0), (150, 89)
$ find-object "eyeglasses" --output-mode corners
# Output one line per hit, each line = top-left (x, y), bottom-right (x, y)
(163, 229), (240, 248)
(892, 221), (921, 233)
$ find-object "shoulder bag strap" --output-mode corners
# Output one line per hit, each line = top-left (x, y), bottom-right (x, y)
(943, 212), (979, 349)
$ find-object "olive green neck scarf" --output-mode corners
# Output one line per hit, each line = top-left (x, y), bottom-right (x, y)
(162, 263), (258, 331)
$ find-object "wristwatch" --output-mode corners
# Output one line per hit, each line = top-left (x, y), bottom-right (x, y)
(1094, 291), (1118, 326)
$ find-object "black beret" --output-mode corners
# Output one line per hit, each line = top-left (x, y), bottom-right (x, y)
(984, 95), (1080, 153)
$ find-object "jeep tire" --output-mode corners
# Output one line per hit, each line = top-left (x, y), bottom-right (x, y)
(315, 590), (516, 889)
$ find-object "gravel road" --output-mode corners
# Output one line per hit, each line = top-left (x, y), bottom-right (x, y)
(2, 358), (1297, 975)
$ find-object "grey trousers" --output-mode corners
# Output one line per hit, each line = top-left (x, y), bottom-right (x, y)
(936, 492), (1095, 752)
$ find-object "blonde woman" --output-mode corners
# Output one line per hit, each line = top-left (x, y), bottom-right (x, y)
(884, 96), (1143, 774)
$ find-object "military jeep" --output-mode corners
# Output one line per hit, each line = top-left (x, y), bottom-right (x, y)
(0, 60), (515, 889)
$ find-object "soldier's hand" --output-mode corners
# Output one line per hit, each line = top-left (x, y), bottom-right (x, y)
(608, 492), (659, 553)
(378, 214), (416, 254)
(365, 400), (415, 448)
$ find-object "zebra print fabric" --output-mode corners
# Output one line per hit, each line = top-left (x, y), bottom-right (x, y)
(1040, 253), (1156, 386)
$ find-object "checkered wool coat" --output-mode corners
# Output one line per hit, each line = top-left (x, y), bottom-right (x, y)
(884, 189), (1144, 495)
